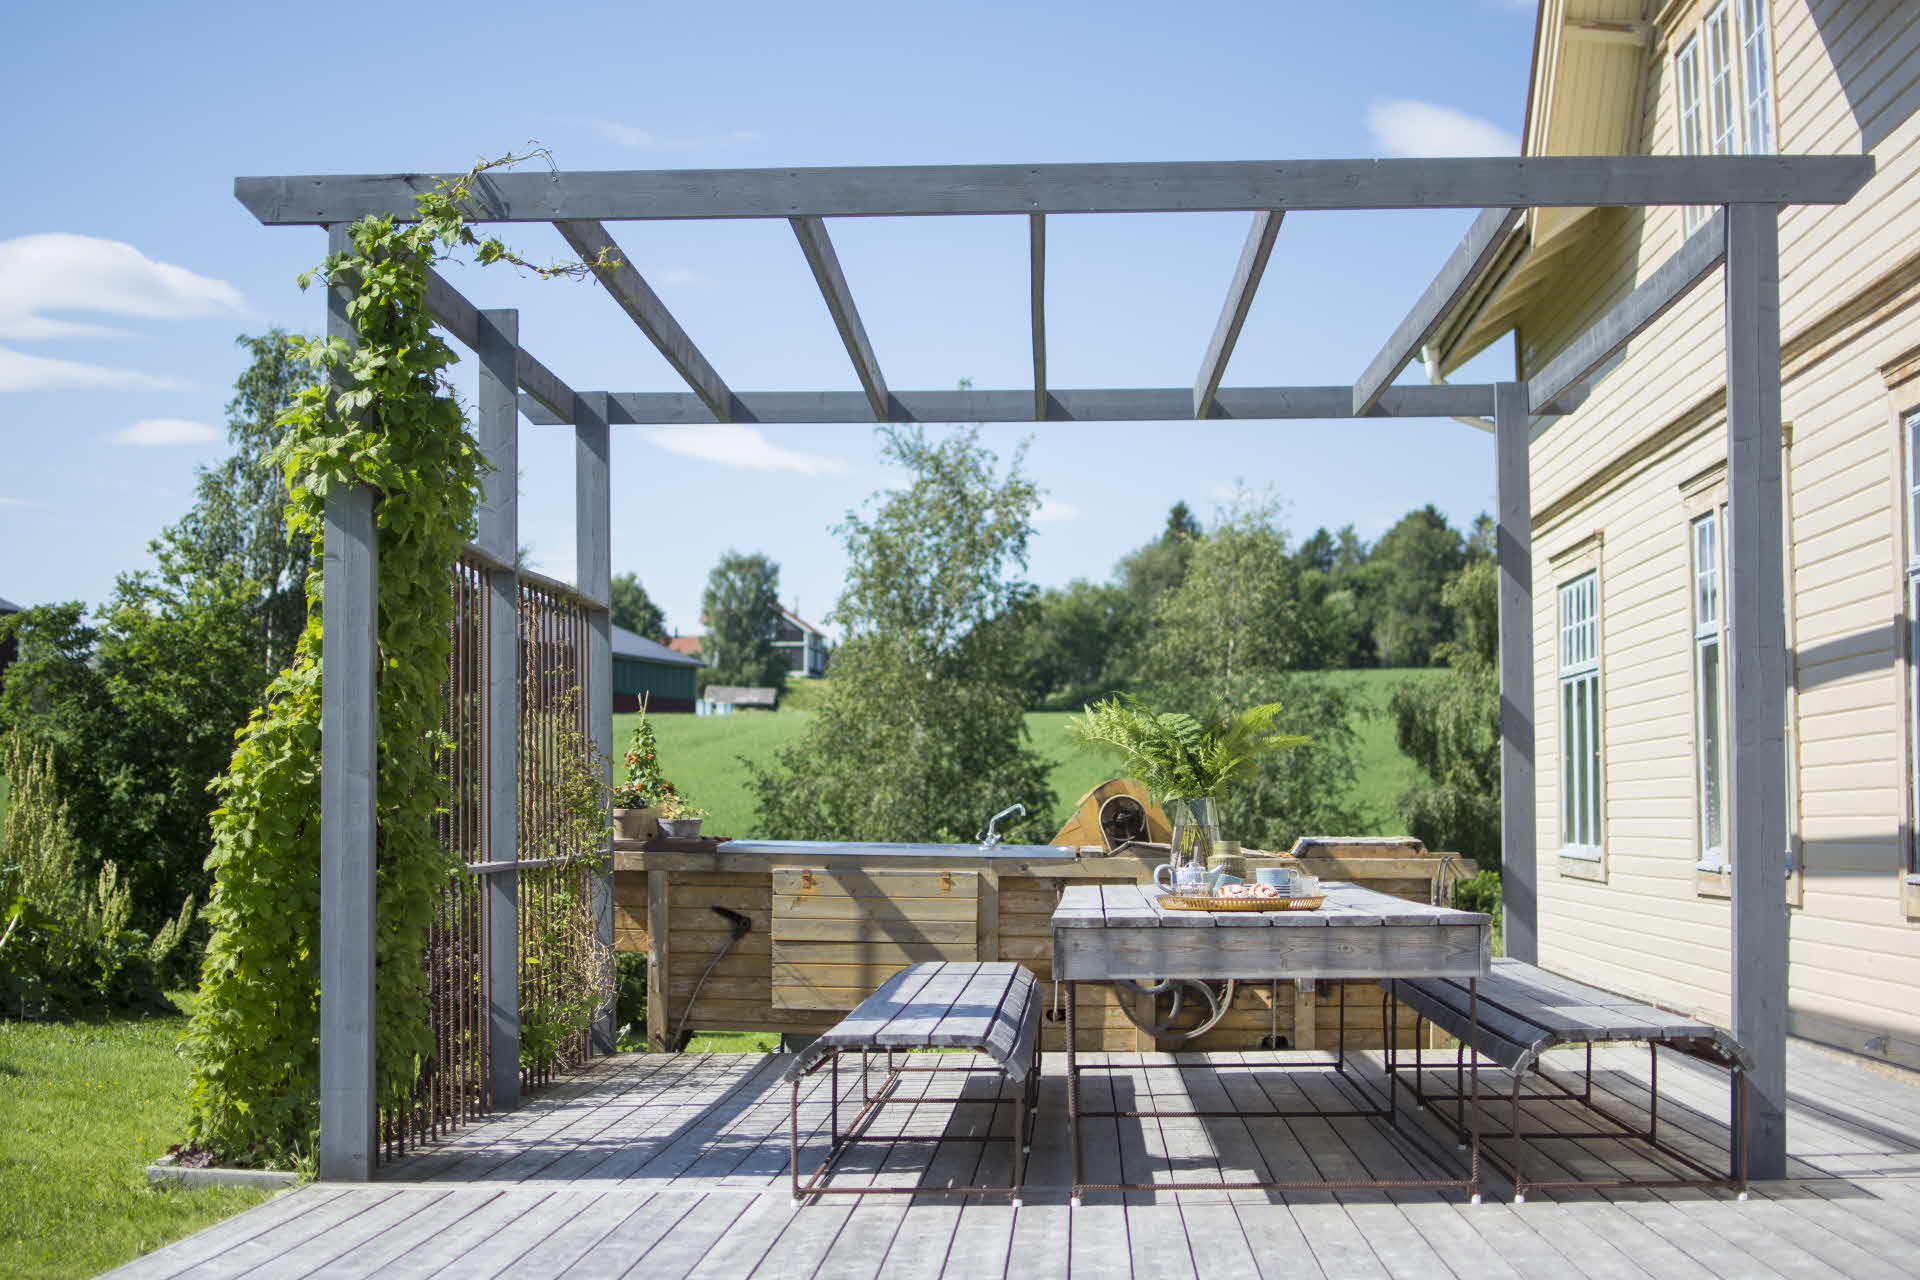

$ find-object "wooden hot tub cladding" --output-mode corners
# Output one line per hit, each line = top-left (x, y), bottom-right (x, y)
(612, 837), (1473, 1053)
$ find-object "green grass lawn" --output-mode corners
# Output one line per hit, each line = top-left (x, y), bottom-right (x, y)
(627, 668), (1446, 843)
(0, 995), (278, 1280)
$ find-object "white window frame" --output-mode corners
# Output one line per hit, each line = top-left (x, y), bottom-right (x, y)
(1704, 3), (1739, 158)
(1559, 573), (1604, 860)
(1907, 412), (1920, 877)
(1676, 1), (1774, 231)
(1692, 511), (1728, 870)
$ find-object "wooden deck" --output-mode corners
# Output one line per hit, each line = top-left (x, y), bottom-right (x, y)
(109, 1039), (1920, 1278)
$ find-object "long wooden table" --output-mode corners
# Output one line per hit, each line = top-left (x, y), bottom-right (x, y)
(1051, 880), (1493, 1202)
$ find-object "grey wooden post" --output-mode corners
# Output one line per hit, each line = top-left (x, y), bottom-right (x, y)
(319, 223), (378, 1181)
(1724, 201), (1789, 1180)
(477, 309), (521, 1109)
(1494, 381), (1537, 964)
(575, 393), (616, 1053)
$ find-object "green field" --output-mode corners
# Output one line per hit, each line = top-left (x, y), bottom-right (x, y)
(624, 668), (1442, 842)
(0, 995), (278, 1280)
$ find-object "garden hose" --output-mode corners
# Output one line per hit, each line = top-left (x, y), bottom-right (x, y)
(669, 905), (752, 1051)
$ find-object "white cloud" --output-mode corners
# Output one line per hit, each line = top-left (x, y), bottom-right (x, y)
(0, 233), (244, 341)
(0, 346), (190, 392)
(1034, 498), (1081, 524)
(637, 424), (848, 476)
(658, 268), (710, 288)
(563, 116), (764, 151)
(111, 418), (220, 446)
(1367, 100), (1521, 158)
(0, 496), (43, 507)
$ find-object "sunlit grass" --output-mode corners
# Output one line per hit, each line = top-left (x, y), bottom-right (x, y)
(0, 992), (279, 1280)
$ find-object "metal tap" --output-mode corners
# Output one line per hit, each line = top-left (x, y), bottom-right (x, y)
(978, 802), (1026, 850)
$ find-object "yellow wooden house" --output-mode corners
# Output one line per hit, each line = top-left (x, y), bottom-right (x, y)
(1435, 0), (1920, 1069)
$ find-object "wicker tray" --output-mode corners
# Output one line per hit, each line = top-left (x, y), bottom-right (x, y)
(1159, 893), (1327, 912)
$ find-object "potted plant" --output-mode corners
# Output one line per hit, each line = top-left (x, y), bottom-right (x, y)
(1069, 695), (1309, 870)
(656, 795), (709, 840)
(613, 700), (676, 842)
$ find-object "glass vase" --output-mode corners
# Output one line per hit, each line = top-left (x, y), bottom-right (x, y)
(1166, 797), (1221, 875)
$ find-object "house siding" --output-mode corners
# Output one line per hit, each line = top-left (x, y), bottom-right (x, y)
(1516, 0), (1920, 1068)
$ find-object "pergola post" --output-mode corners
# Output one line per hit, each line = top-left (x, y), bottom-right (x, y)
(319, 223), (378, 1181)
(476, 308), (521, 1110)
(575, 393), (617, 1053)
(1724, 201), (1789, 1180)
(1494, 380), (1537, 964)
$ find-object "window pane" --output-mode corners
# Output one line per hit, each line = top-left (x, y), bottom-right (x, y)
(1740, 0), (1773, 154)
(1706, 5), (1737, 155)
(1700, 638), (1723, 856)
(1563, 680), (1578, 845)
(1586, 676), (1602, 846)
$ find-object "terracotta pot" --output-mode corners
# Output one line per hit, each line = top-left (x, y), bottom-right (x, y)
(658, 817), (704, 839)
(613, 807), (658, 841)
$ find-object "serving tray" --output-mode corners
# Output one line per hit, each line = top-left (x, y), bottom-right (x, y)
(1158, 893), (1327, 912)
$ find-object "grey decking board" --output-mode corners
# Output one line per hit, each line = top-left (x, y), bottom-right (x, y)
(96, 1187), (350, 1279)
(680, 1194), (805, 1279)
(166, 1188), (402, 1280)
(555, 1192), (708, 1280)
(298, 1189), (511, 1279)
(273, 1189), (456, 1278)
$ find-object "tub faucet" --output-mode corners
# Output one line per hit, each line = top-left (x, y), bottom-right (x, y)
(978, 803), (1026, 850)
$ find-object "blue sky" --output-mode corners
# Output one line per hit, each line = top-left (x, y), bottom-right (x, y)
(1, 0), (1537, 635)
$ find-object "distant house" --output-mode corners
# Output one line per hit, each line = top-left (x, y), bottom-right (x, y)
(773, 608), (829, 678)
(612, 625), (703, 714)
(0, 595), (17, 697)
(666, 607), (830, 679)
(698, 685), (779, 717)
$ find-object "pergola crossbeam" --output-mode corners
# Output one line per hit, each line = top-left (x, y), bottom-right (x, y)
(790, 215), (890, 419)
(1353, 207), (1522, 416)
(236, 155), (1874, 224)
(555, 220), (736, 421)
(517, 383), (1508, 426)
(425, 269), (576, 422)
(1527, 208), (1727, 414)
(1194, 211), (1283, 418)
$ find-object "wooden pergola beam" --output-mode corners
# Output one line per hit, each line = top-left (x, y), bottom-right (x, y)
(236, 155), (1874, 225)
(790, 216), (890, 420)
(1194, 211), (1283, 418)
(554, 220), (737, 421)
(517, 382), (1511, 426)
(425, 269), (576, 422)
(1353, 207), (1522, 416)
(1527, 209), (1727, 413)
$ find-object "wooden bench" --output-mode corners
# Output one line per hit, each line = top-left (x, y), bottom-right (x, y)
(1381, 957), (1752, 1200)
(782, 961), (1043, 1205)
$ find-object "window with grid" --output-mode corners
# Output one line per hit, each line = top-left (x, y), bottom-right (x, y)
(1693, 513), (1726, 869)
(1675, 1), (1773, 231)
(1559, 574), (1603, 857)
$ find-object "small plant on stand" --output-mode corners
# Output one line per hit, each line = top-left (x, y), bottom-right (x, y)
(614, 696), (677, 841)
(656, 795), (709, 840)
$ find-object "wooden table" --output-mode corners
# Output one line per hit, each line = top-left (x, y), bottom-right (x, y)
(1050, 880), (1493, 1202)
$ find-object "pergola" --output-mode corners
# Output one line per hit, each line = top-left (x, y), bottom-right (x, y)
(235, 153), (1874, 1182)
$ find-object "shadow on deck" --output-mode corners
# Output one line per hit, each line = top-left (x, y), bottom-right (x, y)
(108, 1041), (1920, 1278)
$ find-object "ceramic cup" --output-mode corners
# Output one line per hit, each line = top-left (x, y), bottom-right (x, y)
(1255, 865), (1300, 893)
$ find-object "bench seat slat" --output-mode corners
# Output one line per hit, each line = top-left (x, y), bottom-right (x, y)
(784, 961), (1042, 1083)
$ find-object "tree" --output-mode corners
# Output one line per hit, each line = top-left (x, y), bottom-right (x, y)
(1136, 498), (1361, 849)
(1367, 504), (1466, 667)
(162, 331), (314, 675)
(1116, 500), (1203, 611)
(1390, 543), (1501, 867)
(751, 427), (1055, 842)
(1011, 580), (1136, 709)
(609, 572), (669, 643)
(698, 552), (786, 691)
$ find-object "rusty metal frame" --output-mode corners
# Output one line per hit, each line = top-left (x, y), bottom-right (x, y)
(788, 1046), (1042, 1206)
(1380, 988), (1750, 1202)
(1063, 978), (1485, 1203)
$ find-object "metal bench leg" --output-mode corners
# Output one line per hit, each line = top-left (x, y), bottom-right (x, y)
(1509, 1069), (1527, 1203)
(1645, 1041), (1659, 1144)
(1467, 976), (1482, 1204)
(830, 1052), (840, 1142)
(1011, 1077), (1028, 1207)
(1733, 1064), (1751, 1199)
(1067, 981), (1084, 1207)
(1384, 983), (1399, 1129)
(790, 1076), (804, 1205)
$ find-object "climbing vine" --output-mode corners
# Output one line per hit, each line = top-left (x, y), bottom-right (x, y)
(182, 154), (603, 1163)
